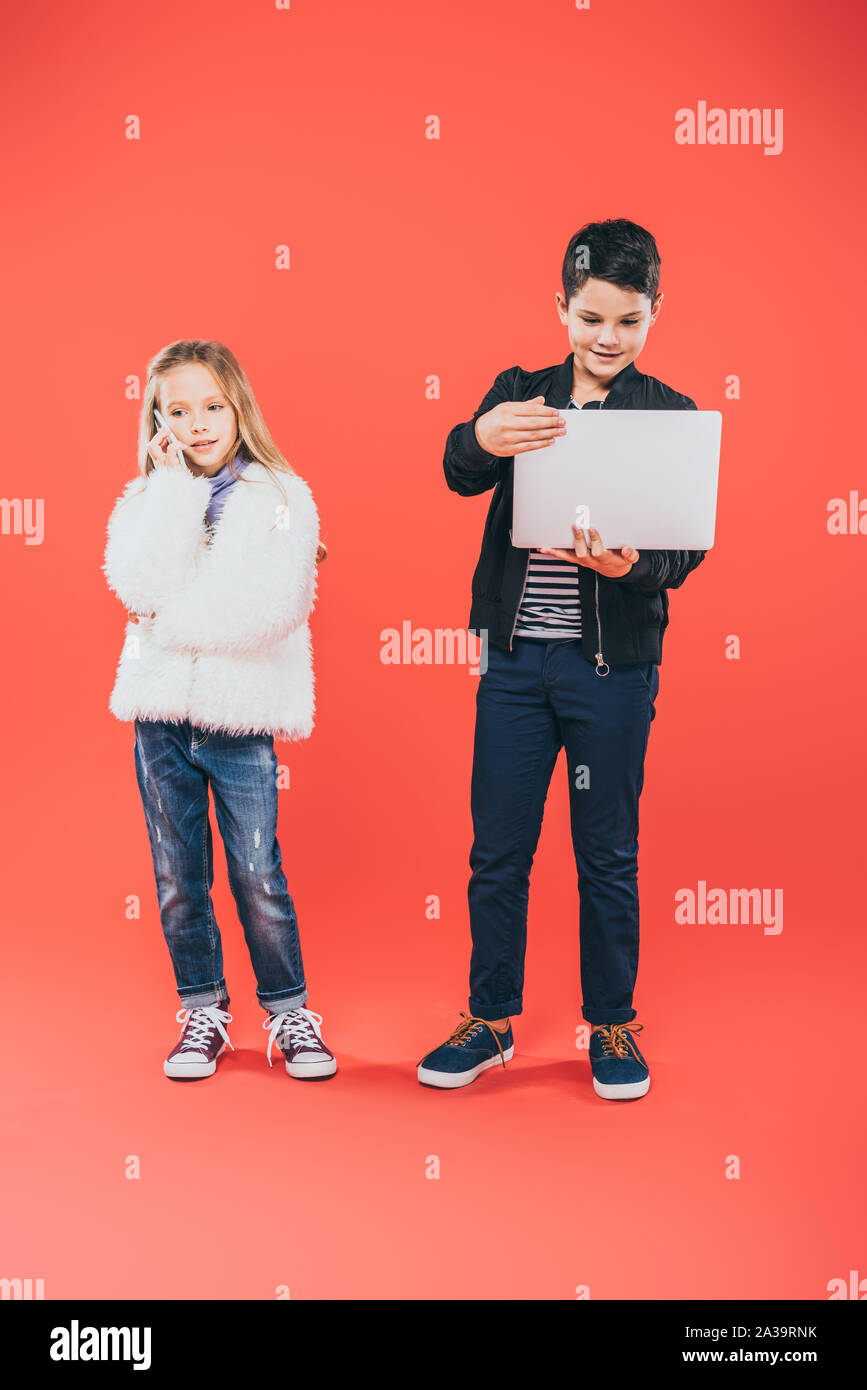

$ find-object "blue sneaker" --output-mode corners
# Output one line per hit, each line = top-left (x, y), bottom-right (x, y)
(417, 1012), (514, 1089)
(589, 1022), (650, 1099)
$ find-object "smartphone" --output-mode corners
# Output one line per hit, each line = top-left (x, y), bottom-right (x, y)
(153, 408), (187, 466)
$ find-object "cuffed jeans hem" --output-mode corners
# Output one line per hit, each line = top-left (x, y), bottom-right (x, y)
(582, 1006), (637, 1025)
(259, 988), (308, 1015)
(178, 982), (229, 1009)
(468, 997), (523, 1020)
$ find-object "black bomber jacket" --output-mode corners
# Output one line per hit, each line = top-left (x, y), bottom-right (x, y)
(442, 350), (708, 672)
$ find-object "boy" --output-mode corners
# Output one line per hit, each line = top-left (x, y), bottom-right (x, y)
(417, 219), (707, 1099)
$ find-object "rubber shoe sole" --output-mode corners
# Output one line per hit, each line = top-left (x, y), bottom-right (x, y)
(417, 1043), (514, 1089)
(592, 1073), (650, 1100)
(284, 1055), (337, 1080)
(164, 1041), (227, 1080)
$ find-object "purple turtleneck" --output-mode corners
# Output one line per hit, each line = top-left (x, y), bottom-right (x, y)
(204, 450), (250, 528)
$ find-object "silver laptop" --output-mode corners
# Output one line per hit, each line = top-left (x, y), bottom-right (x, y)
(511, 409), (722, 550)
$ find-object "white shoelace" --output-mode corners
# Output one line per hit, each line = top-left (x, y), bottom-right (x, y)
(175, 1004), (235, 1054)
(263, 1006), (326, 1068)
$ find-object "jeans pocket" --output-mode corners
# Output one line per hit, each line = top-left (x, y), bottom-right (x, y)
(480, 642), (506, 675)
(634, 661), (657, 692)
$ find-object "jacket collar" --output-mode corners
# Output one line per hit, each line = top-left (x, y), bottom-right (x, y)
(549, 351), (642, 408)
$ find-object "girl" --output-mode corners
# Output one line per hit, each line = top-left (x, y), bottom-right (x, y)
(103, 339), (336, 1082)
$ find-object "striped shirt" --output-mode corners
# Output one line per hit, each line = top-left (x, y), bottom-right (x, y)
(513, 396), (601, 641)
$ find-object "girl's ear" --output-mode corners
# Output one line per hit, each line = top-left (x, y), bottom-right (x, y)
(315, 542), (328, 564)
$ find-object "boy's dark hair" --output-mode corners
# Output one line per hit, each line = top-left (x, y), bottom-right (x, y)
(562, 219), (661, 306)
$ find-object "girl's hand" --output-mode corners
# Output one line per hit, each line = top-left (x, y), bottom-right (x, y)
(147, 425), (187, 470)
(539, 525), (639, 579)
(127, 608), (156, 624)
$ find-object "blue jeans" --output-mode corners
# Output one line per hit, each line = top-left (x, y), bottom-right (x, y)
(133, 718), (307, 1014)
(467, 638), (660, 1025)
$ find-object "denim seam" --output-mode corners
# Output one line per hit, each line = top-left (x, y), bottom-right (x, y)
(201, 812), (219, 985)
(179, 979), (226, 1001)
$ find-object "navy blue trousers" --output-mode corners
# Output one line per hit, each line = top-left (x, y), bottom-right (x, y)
(467, 638), (659, 1024)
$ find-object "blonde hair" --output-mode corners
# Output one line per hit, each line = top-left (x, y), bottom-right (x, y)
(129, 339), (326, 562)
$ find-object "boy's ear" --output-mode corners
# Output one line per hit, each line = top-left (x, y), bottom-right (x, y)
(649, 290), (664, 323)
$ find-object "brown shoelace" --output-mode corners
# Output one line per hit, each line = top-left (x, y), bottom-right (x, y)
(418, 1011), (509, 1069)
(595, 1021), (644, 1062)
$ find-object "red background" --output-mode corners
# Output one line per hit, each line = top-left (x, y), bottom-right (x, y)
(1, 0), (865, 1299)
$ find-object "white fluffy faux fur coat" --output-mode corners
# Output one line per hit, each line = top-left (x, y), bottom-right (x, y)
(102, 460), (320, 740)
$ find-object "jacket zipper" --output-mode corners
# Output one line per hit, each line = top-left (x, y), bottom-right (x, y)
(593, 392), (610, 677)
(508, 548), (531, 652)
(188, 523), (210, 705)
(593, 571), (609, 677)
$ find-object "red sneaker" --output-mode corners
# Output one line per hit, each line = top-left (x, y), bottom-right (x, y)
(263, 1006), (337, 1079)
(164, 1003), (234, 1080)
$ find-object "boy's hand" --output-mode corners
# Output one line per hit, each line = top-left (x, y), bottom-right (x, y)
(539, 525), (639, 578)
(474, 396), (566, 456)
